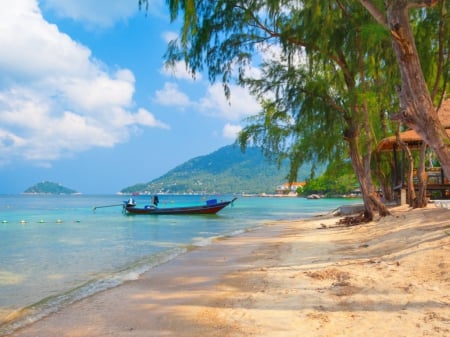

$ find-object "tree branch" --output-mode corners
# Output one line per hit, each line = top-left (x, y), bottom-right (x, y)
(407, 0), (439, 9)
(359, 0), (388, 28)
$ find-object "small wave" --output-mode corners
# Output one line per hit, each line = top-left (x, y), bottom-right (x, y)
(190, 225), (262, 248)
(191, 236), (217, 247)
(0, 246), (186, 336)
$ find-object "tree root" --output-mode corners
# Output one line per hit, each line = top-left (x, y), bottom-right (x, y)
(336, 212), (372, 227)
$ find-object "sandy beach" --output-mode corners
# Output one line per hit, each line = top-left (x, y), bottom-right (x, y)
(7, 204), (450, 337)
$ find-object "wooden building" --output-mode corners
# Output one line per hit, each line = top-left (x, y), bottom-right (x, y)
(377, 99), (450, 199)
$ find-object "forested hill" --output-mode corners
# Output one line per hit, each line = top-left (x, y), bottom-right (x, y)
(121, 145), (317, 194)
(24, 181), (78, 194)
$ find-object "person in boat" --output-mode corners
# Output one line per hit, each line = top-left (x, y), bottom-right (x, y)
(126, 198), (136, 207)
(152, 195), (159, 207)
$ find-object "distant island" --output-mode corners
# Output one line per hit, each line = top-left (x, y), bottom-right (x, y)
(24, 181), (79, 195)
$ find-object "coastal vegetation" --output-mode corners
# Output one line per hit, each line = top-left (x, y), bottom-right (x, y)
(141, 0), (449, 220)
(301, 162), (359, 197)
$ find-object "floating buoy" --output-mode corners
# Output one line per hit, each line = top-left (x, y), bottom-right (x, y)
(38, 219), (45, 223)
(20, 220), (27, 224)
(1, 220), (8, 223)
(75, 220), (81, 223)
(56, 219), (62, 223)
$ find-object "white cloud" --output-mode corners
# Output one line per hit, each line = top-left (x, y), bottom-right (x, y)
(62, 70), (136, 112)
(257, 41), (307, 67)
(0, 1), (94, 82)
(160, 61), (202, 81)
(222, 123), (242, 139)
(162, 31), (178, 44)
(0, 0), (168, 165)
(257, 43), (284, 63)
(0, 129), (27, 165)
(152, 80), (260, 142)
(156, 29), (262, 142)
(199, 84), (260, 121)
(160, 32), (202, 81)
(153, 82), (260, 121)
(154, 82), (192, 107)
(134, 108), (170, 129)
(40, 0), (139, 28)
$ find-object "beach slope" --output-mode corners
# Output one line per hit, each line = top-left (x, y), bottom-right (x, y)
(9, 205), (450, 337)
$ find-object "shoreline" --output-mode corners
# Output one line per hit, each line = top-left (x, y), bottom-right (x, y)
(7, 205), (450, 337)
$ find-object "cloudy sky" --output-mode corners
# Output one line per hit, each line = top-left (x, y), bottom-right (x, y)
(0, 0), (261, 194)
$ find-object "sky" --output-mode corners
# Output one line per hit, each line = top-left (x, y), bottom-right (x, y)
(0, 0), (262, 194)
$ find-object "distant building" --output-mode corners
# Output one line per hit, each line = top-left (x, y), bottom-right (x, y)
(276, 182), (306, 195)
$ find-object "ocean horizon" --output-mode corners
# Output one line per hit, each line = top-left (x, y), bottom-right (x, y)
(0, 194), (361, 336)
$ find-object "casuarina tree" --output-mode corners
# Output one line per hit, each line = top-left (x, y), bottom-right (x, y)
(140, 0), (448, 219)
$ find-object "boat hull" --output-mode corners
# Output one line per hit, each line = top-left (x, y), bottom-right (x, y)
(124, 198), (237, 215)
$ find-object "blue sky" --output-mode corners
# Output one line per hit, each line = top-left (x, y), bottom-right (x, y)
(0, 0), (262, 194)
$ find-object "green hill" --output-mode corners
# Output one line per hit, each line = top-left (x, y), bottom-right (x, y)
(24, 181), (78, 195)
(121, 145), (317, 194)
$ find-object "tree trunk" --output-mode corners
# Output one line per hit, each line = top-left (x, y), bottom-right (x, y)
(399, 140), (416, 206)
(373, 151), (394, 202)
(354, 53), (391, 218)
(345, 130), (391, 220)
(386, 1), (450, 180)
(416, 143), (428, 207)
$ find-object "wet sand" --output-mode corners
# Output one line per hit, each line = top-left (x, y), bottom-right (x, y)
(8, 205), (450, 337)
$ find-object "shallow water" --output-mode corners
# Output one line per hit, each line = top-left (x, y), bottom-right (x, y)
(0, 194), (361, 335)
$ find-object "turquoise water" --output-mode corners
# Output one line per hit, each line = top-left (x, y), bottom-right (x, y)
(0, 194), (361, 335)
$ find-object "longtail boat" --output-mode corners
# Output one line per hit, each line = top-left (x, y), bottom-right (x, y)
(123, 197), (237, 215)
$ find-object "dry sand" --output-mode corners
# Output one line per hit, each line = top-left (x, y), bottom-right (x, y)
(7, 205), (450, 337)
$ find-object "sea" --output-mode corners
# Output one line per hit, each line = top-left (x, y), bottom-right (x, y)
(0, 194), (361, 335)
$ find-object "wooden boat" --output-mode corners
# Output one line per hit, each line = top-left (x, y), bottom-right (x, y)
(123, 197), (237, 215)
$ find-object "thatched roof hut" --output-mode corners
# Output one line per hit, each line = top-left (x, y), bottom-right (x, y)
(377, 99), (450, 151)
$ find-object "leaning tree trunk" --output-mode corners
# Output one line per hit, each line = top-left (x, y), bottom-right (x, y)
(355, 66), (391, 218)
(386, 1), (450, 180)
(348, 140), (374, 220)
(345, 130), (391, 220)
